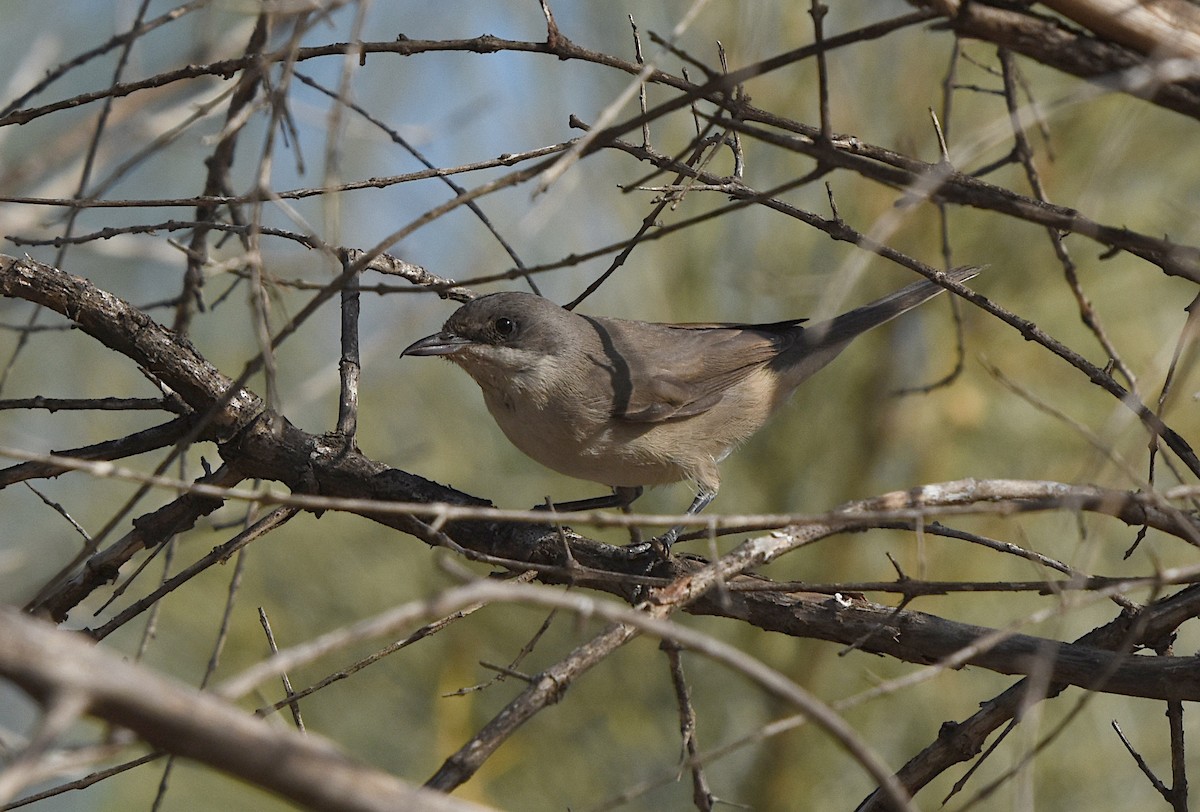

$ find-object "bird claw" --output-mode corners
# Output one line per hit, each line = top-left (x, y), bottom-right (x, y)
(619, 526), (680, 561)
(618, 540), (655, 559)
(620, 536), (671, 605)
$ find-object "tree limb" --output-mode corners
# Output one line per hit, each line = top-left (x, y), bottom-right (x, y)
(0, 608), (494, 812)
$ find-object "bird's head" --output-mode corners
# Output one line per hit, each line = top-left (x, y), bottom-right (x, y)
(402, 291), (576, 391)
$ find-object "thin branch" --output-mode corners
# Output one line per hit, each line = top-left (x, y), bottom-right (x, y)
(87, 507), (298, 641)
(664, 643), (714, 812)
(258, 608), (305, 732)
(336, 254), (360, 441)
(997, 48), (1139, 393)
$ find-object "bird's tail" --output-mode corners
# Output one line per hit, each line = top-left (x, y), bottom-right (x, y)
(774, 265), (980, 390)
(818, 266), (978, 346)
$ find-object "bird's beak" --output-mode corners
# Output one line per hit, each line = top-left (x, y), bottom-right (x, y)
(401, 331), (474, 357)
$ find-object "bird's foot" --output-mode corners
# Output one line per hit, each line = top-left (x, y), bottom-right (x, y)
(619, 526), (680, 560)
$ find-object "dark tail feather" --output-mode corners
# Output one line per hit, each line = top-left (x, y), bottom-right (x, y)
(775, 265), (980, 390)
(818, 266), (979, 347)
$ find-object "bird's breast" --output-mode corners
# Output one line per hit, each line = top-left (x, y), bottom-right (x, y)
(477, 376), (686, 488)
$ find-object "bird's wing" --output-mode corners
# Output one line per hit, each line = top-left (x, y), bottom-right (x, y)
(584, 317), (801, 423)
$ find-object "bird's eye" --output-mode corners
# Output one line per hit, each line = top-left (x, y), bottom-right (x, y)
(494, 317), (516, 337)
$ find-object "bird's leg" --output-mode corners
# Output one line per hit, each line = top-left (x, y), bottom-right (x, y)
(654, 488), (716, 552)
(532, 487), (658, 562)
(622, 487), (717, 559)
(533, 485), (643, 513)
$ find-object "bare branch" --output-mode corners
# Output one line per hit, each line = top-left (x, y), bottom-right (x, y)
(0, 609), (495, 812)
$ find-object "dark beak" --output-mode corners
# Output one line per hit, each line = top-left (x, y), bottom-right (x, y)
(401, 331), (474, 357)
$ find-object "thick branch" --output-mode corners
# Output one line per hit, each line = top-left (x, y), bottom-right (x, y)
(0, 256), (259, 439)
(1042, 0), (1200, 59)
(910, 0), (1200, 118)
(857, 583), (1200, 809)
(690, 583), (1200, 702)
(0, 609), (492, 812)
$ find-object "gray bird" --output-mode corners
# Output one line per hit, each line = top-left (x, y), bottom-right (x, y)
(403, 266), (978, 550)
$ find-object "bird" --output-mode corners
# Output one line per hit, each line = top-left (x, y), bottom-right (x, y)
(402, 266), (978, 551)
